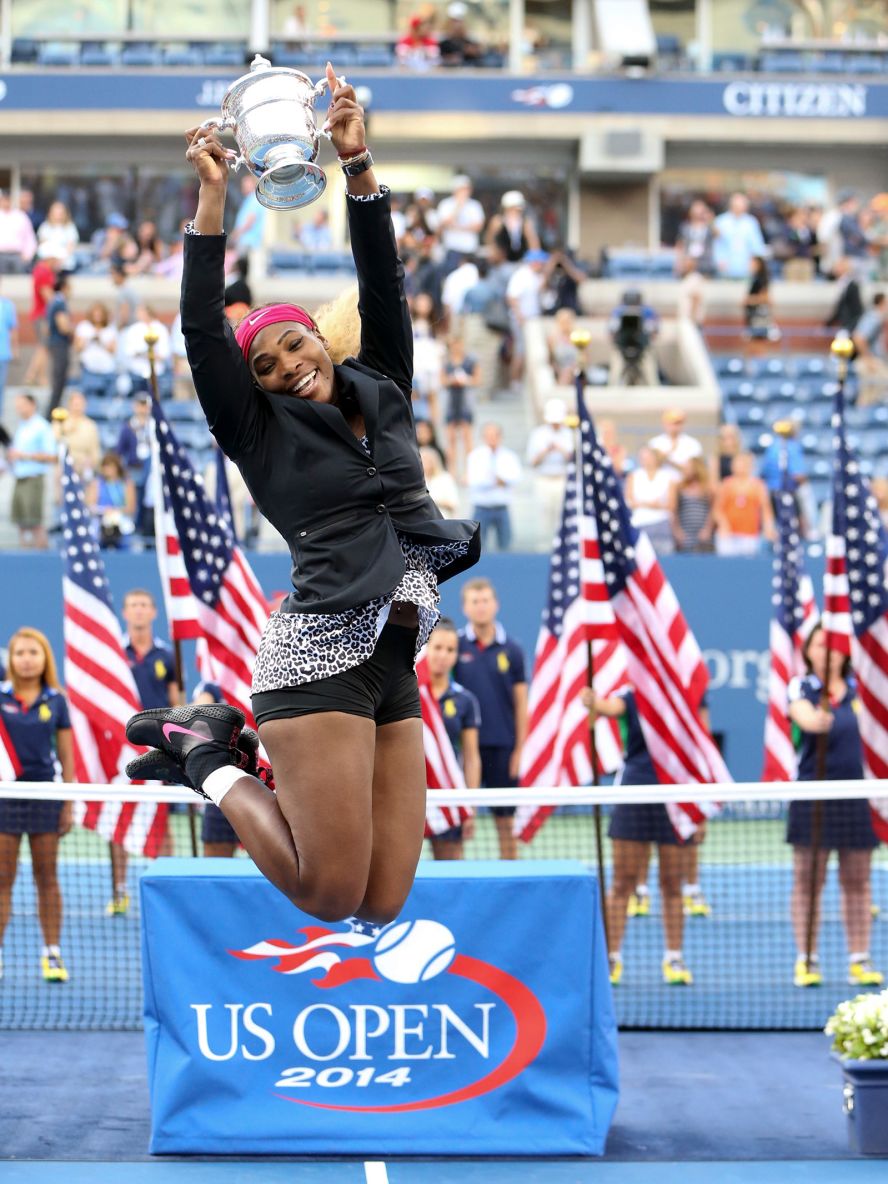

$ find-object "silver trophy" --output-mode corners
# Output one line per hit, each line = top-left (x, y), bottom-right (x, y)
(199, 54), (340, 210)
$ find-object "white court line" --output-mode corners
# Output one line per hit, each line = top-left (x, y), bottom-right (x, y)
(364, 1164), (389, 1184)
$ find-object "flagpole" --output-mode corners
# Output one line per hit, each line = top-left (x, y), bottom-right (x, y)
(570, 327), (610, 954)
(145, 328), (199, 859)
(803, 334), (854, 974)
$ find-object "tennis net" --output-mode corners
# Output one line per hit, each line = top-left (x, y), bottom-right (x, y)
(0, 779), (886, 1031)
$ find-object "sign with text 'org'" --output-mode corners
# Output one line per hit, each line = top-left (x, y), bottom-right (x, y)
(141, 859), (618, 1155)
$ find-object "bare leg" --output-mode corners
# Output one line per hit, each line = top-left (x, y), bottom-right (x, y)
(203, 841), (238, 858)
(30, 833), (63, 947)
(791, 845), (829, 956)
(430, 836), (464, 860)
(658, 845), (685, 951)
(109, 843), (128, 899)
(445, 422), (458, 478)
(838, 849), (873, 955)
(494, 814), (518, 861)
(0, 833), (22, 944)
(357, 717), (427, 923)
(608, 839), (650, 956)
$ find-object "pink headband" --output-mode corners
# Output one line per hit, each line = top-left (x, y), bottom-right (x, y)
(235, 303), (316, 363)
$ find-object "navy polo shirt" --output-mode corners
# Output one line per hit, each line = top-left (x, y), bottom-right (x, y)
(616, 689), (658, 787)
(790, 673), (864, 782)
(193, 681), (223, 703)
(125, 638), (177, 709)
(455, 622), (526, 749)
(0, 682), (71, 781)
(437, 680), (481, 761)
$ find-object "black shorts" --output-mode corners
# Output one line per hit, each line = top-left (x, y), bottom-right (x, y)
(480, 745), (517, 818)
(201, 803), (239, 847)
(252, 621), (422, 728)
(609, 803), (681, 846)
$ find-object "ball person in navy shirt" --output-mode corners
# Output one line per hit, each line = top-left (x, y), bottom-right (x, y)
(787, 624), (882, 990)
(0, 628), (74, 983)
(455, 578), (527, 860)
(583, 685), (695, 987)
(110, 588), (180, 914)
(424, 619), (481, 860)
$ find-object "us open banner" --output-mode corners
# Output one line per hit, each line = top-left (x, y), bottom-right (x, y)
(141, 859), (618, 1155)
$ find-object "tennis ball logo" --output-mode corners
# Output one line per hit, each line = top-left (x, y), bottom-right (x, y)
(372, 920), (456, 984)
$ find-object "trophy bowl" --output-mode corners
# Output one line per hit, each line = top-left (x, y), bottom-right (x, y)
(199, 54), (338, 210)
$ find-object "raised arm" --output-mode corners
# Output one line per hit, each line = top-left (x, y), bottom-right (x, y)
(179, 126), (263, 460)
(324, 64), (413, 397)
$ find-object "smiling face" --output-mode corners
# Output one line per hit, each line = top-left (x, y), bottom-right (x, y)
(248, 321), (335, 400)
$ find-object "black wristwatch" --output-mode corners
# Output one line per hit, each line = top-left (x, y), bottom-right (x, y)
(341, 152), (374, 177)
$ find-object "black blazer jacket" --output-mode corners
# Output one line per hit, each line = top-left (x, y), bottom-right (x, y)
(180, 189), (480, 614)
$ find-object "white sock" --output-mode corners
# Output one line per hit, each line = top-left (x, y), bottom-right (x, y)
(202, 765), (246, 807)
(43, 944), (60, 959)
(635, 884), (649, 897)
(849, 951), (869, 964)
(684, 883), (701, 896)
(664, 949), (682, 962)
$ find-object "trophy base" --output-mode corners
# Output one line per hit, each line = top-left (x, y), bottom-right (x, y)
(256, 160), (326, 210)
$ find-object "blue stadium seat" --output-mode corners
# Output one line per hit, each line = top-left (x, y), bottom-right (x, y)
(712, 52), (751, 72)
(356, 45), (395, 68)
(202, 43), (247, 68)
(798, 355), (828, 377)
(847, 54), (884, 75)
(268, 249), (311, 273)
(805, 404), (833, 427)
(81, 41), (119, 67)
(38, 41), (80, 67)
(121, 43), (163, 67)
(815, 53), (846, 74)
(164, 45), (206, 67)
(164, 400), (205, 422)
(720, 377), (755, 400)
(11, 38), (39, 63)
(310, 251), (355, 272)
(857, 433), (884, 458)
(760, 51), (806, 74)
(736, 405), (765, 427)
(479, 51), (505, 68)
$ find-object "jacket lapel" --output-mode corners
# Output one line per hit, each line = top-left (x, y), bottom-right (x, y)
(344, 364), (380, 450)
(304, 398), (367, 455)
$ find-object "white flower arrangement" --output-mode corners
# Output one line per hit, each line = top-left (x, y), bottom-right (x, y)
(825, 990), (888, 1061)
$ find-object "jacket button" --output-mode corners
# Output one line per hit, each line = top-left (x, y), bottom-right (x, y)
(299, 530), (307, 537)
(367, 466), (377, 477)
(376, 504), (386, 513)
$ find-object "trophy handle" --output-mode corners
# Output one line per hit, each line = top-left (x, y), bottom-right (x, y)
(311, 74), (346, 141)
(197, 117), (245, 170)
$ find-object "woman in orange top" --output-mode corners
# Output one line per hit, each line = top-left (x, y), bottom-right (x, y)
(714, 451), (775, 556)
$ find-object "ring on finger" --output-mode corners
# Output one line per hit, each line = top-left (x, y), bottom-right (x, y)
(197, 136), (207, 148)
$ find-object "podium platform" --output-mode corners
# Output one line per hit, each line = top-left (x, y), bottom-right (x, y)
(141, 858), (619, 1156)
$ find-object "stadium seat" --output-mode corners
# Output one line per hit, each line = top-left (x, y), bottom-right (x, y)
(355, 45), (395, 68)
(202, 43), (247, 68)
(847, 54), (884, 74)
(164, 400), (204, 422)
(310, 251), (356, 273)
(815, 53), (846, 74)
(11, 38), (40, 63)
(121, 43), (163, 67)
(798, 356), (828, 377)
(81, 41), (119, 67)
(857, 433), (883, 458)
(38, 41), (80, 67)
(164, 45), (206, 67)
(760, 51), (806, 74)
(720, 377), (754, 400)
(712, 52), (751, 72)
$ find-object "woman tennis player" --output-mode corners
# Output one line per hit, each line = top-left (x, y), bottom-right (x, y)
(126, 65), (480, 926)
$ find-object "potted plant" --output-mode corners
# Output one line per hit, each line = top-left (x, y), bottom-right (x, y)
(826, 989), (888, 1156)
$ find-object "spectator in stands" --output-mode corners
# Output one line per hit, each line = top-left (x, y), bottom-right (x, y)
(783, 206), (817, 282)
(442, 254), (479, 326)
(404, 233), (444, 309)
(714, 451), (775, 556)
(626, 446), (676, 554)
(411, 292), (444, 423)
(787, 625), (883, 990)
(758, 420), (812, 528)
(415, 416), (447, 470)
(608, 289), (659, 386)
(36, 201), (79, 271)
(0, 277), (17, 406)
(110, 263), (139, 330)
(541, 247), (586, 316)
(224, 256), (252, 313)
(403, 187), (439, 250)
(744, 256), (778, 350)
(94, 212), (133, 268)
(396, 10), (440, 71)
(837, 190), (871, 272)
(677, 257), (706, 325)
(547, 307), (579, 383)
(826, 257), (864, 335)
(23, 253), (58, 387)
(506, 249), (548, 389)
(599, 417), (631, 480)
(439, 1), (486, 65)
(115, 395), (153, 535)
(443, 335), (479, 480)
(47, 273), (74, 414)
(868, 193), (888, 281)
(456, 577), (527, 861)
(486, 190), (541, 266)
(675, 199), (715, 277)
(127, 219), (166, 276)
(73, 302), (118, 397)
(713, 193), (766, 280)
(526, 397), (573, 543)
(0, 627), (74, 985)
(299, 208), (333, 252)
(466, 421), (522, 551)
(18, 189), (39, 233)
(437, 175), (485, 274)
(648, 408), (702, 477)
(672, 457), (714, 552)
(229, 175), (267, 258)
(871, 476), (888, 530)
(852, 292), (888, 405)
(52, 390), (100, 481)
(420, 445), (459, 516)
(9, 393), (56, 549)
(0, 190), (37, 273)
(714, 422), (742, 481)
(85, 450), (136, 550)
(120, 304), (171, 397)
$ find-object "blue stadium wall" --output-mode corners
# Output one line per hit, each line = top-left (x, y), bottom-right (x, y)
(4, 552), (818, 783)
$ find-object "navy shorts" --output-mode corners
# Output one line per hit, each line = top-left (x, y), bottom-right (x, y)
(786, 798), (877, 851)
(201, 804), (239, 847)
(252, 621), (422, 728)
(0, 799), (63, 835)
(608, 803), (681, 846)
(480, 745), (516, 818)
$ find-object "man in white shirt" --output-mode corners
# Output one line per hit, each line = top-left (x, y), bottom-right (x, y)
(506, 249), (548, 387)
(526, 397), (574, 545)
(441, 255), (479, 323)
(436, 175), (486, 273)
(647, 408), (702, 477)
(466, 421), (522, 551)
(713, 193), (766, 279)
(121, 305), (172, 396)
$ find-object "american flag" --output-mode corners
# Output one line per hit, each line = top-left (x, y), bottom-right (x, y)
(515, 419), (628, 843)
(0, 713), (23, 782)
(59, 452), (168, 856)
(573, 389), (729, 837)
(151, 401), (268, 726)
(415, 651), (473, 837)
(762, 475), (818, 781)
(826, 384), (888, 841)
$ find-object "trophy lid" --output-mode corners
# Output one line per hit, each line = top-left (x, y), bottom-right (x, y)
(220, 52), (316, 111)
